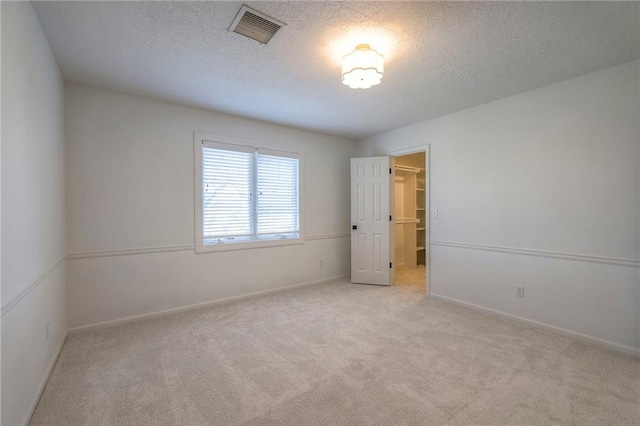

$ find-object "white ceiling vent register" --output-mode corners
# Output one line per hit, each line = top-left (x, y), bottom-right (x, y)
(229, 5), (285, 45)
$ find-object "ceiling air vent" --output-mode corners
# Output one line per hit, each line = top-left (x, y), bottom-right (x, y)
(229, 5), (285, 45)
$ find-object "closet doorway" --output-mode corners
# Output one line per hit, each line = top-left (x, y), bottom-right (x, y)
(392, 149), (429, 294)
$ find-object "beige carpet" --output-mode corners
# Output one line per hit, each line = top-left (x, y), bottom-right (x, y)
(31, 278), (639, 425)
(395, 265), (426, 292)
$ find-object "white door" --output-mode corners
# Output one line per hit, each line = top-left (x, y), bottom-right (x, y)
(351, 156), (393, 285)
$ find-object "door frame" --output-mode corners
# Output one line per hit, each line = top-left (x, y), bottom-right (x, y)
(390, 145), (431, 296)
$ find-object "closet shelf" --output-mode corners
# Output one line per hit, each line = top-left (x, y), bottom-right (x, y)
(416, 188), (425, 191)
(416, 208), (425, 211)
(417, 227), (425, 231)
(416, 246), (426, 251)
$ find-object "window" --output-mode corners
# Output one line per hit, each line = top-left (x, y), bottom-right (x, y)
(195, 133), (302, 252)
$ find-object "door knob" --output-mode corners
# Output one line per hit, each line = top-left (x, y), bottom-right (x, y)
(352, 225), (357, 230)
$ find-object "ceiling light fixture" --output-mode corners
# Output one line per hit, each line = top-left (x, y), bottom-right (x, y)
(341, 44), (384, 89)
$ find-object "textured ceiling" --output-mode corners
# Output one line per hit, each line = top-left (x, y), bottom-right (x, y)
(33, 1), (640, 139)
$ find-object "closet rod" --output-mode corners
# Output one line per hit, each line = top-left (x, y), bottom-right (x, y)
(395, 218), (420, 224)
(394, 165), (420, 174)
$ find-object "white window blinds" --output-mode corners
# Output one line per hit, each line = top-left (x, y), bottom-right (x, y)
(201, 141), (300, 245)
(257, 149), (299, 239)
(202, 142), (253, 241)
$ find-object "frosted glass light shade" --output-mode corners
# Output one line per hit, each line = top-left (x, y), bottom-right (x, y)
(341, 44), (384, 89)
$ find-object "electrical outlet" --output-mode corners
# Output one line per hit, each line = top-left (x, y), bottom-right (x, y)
(516, 286), (525, 298)
(432, 209), (439, 218)
(46, 320), (51, 339)
(319, 259), (324, 268)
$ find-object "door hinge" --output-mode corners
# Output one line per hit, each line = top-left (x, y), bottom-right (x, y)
(390, 262), (392, 269)
(389, 215), (392, 221)
(389, 167), (392, 174)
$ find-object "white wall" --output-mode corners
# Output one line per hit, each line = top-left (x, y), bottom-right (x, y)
(1, 2), (67, 424)
(65, 84), (355, 329)
(357, 60), (640, 353)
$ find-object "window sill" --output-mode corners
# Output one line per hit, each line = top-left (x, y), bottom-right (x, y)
(195, 236), (305, 254)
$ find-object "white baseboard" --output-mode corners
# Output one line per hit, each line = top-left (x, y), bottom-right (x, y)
(25, 332), (68, 426)
(68, 274), (350, 335)
(430, 293), (639, 358)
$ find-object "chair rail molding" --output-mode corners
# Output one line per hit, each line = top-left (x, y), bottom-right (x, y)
(67, 233), (351, 260)
(430, 240), (640, 268)
(305, 233), (350, 241)
(67, 244), (195, 260)
(1, 255), (67, 316)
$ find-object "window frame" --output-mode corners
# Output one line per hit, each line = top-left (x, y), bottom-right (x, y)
(194, 132), (304, 253)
